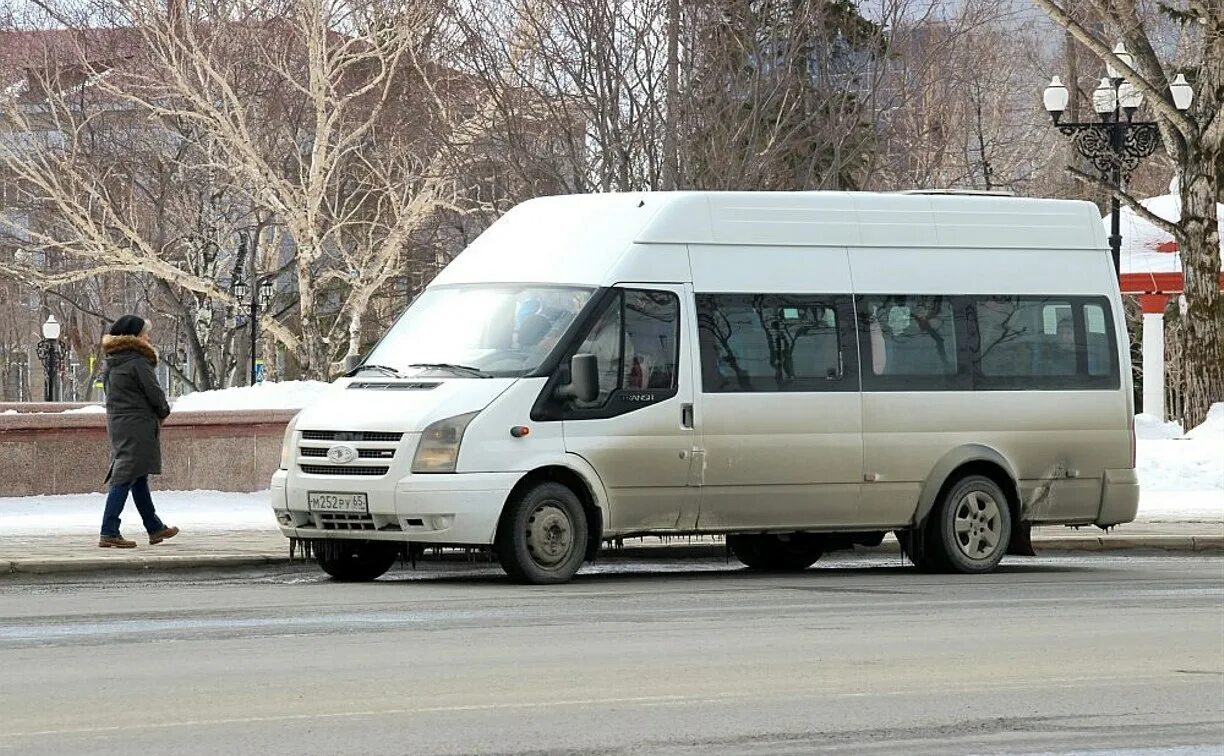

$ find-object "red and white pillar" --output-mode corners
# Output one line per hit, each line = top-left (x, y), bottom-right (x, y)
(1140, 294), (1169, 421)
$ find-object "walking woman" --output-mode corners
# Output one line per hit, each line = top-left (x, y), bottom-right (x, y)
(98, 315), (179, 549)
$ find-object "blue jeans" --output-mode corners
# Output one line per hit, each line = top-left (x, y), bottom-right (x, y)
(101, 476), (166, 537)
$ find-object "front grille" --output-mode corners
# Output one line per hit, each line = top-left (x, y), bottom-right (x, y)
(319, 513), (376, 531)
(299, 464), (389, 477)
(301, 430), (404, 443)
(299, 447), (396, 460)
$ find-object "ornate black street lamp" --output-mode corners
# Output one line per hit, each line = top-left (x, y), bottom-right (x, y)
(36, 315), (69, 402)
(1042, 43), (1195, 277)
(233, 275), (275, 385)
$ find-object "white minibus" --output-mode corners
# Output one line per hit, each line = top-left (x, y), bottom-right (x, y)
(271, 191), (1139, 583)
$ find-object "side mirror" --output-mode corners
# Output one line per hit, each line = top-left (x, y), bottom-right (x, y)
(563, 353), (599, 403)
(342, 354), (362, 374)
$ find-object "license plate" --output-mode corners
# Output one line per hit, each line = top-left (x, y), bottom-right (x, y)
(307, 492), (369, 513)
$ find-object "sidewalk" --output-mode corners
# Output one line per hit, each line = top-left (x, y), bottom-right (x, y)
(2, 520), (1220, 577)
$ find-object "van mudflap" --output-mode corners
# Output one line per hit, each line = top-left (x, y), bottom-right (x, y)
(1006, 522), (1036, 556)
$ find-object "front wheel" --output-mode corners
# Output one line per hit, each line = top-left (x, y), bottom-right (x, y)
(315, 539), (399, 582)
(727, 534), (823, 571)
(495, 482), (588, 584)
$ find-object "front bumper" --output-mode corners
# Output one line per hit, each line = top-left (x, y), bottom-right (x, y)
(271, 468), (518, 545)
(1096, 468), (1140, 527)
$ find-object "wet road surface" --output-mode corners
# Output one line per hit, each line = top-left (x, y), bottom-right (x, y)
(0, 553), (1221, 755)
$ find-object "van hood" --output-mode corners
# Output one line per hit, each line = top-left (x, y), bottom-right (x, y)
(292, 377), (518, 434)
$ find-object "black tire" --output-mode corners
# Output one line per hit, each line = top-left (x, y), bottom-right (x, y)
(315, 539), (399, 582)
(495, 482), (588, 584)
(727, 533), (823, 572)
(922, 474), (1012, 574)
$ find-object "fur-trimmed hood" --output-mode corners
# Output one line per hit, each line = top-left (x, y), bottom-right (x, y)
(102, 334), (158, 366)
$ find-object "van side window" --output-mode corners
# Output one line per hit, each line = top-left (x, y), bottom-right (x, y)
(622, 291), (680, 391)
(858, 295), (967, 390)
(969, 296), (1119, 390)
(548, 288), (681, 417)
(697, 294), (854, 393)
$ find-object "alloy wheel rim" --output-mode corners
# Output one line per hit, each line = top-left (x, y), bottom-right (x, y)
(953, 490), (1002, 560)
(525, 502), (574, 567)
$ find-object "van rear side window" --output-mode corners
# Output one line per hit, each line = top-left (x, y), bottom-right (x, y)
(1084, 303), (1113, 378)
(969, 296), (1119, 390)
(853, 294), (1120, 392)
(976, 297), (1078, 378)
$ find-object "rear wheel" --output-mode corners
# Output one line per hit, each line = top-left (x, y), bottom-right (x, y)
(916, 475), (1012, 574)
(727, 533), (823, 571)
(495, 482), (588, 584)
(315, 540), (399, 582)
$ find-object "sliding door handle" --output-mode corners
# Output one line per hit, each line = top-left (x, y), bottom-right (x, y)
(681, 403), (694, 429)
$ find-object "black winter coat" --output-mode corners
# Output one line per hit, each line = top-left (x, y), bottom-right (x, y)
(102, 335), (171, 485)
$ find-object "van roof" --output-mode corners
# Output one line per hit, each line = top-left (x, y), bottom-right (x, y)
(431, 191), (1107, 288)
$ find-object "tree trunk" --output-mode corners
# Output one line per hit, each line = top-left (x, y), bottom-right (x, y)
(1176, 8), (1224, 429)
(1177, 142), (1224, 429)
(662, 0), (679, 190)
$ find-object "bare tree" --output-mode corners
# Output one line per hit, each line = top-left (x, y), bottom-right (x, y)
(448, 0), (672, 195)
(1, 0), (464, 380)
(1033, 0), (1222, 427)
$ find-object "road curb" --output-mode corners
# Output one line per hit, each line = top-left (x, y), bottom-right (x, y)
(4, 554), (292, 576)
(1, 534), (1218, 577)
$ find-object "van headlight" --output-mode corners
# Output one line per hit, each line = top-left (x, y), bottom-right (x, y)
(279, 412), (301, 470)
(412, 412), (478, 473)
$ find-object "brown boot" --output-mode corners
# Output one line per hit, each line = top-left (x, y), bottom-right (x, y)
(149, 526), (179, 545)
(99, 535), (137, 549)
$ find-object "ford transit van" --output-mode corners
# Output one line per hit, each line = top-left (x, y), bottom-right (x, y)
(271, 191), (1139, 583)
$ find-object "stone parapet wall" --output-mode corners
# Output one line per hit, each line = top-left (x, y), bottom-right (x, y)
(0, 403), (96, 413)
(0, 408), (295, 496)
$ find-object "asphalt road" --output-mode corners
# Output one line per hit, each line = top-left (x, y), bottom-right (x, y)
(0, 553), (1221, 755)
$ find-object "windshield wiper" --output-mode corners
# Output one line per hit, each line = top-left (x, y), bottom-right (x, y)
(345, 363), (405, 378)
(407, 363), (493, 379)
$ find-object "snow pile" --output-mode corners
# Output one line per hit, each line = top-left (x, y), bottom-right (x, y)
(1134, 413), (1183, 440)
(1137, 403), (1224, 521)
(172, 380), (330, 412)
(1184, 403), (1224, 440)
(62, 404), (106, 414)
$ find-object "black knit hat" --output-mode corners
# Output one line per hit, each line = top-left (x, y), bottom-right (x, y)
(108, 314), (147, 337)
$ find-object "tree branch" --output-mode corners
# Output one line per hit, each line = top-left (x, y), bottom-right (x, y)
(1065, 165), (1183, 240)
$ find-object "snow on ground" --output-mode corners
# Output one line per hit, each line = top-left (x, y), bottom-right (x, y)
(0, 490), (274, 536)
(171, 380), (331, 412)
(1, 405), (1219, 536)
(1136, 403), (1223, 521)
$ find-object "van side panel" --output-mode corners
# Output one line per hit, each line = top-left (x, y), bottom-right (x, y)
(850, 244), (1130, 527)
(861, 391), (1130, 526)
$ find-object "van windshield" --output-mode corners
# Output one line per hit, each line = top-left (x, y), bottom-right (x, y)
(364, 285), (594, 378)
